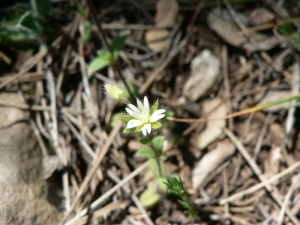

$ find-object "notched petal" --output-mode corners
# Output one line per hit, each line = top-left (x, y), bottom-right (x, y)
(127, 119), (142, 128)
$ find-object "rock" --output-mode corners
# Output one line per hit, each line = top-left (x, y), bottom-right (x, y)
(145, 0), (179, 52)
(183, 49), (220, 101)
(0, 93), (61, 225)
(208, 8), (281, 52)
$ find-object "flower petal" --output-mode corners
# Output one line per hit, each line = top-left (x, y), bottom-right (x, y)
(126, 104), (140, 118)
(142, 125), (147, 136)
(150, 109), (166, 122)
(146, 123), (151, 134)
(136, 98), (144, 112)
(127, 119), (142, 128)
(143, 96), (150, 114)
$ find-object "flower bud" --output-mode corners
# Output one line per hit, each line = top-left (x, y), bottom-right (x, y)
(104, 84), (124, 101)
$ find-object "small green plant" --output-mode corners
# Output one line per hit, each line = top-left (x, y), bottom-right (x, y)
(0, 0), (52, 46)
(280, 21), (300, 51)
(164, 176), (197, 222)
(88, 31), (130, 76)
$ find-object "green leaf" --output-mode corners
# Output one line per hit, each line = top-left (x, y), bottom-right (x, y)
(296, 24), (300, 51)
(88, 52), (112, 76)
(152, 136), (164, 153)
(149, 100), (159, 115)
(139, 135), (154, 144)
(168, 190), (180, 196)
(31, 0), (51, 19)
(82, 20), (92, 42)
(137, 146), (156, 159)
(17, 11), (43, 43)
(156, 177), (168, 192)
(280, 21), (292, 36)
(151, 121), (162, 129)
(111, 30), (130, 61)
(139, 189), (160, 207)
(178, 199), (189, 209)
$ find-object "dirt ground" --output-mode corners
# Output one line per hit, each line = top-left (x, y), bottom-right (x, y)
(0, 0), (300, 224)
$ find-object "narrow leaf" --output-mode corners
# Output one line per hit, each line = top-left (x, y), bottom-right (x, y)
(111, 30), (130, 61)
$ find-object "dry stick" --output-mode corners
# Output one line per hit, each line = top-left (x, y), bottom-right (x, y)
(46, 68), (67, 166)
(223, 0), (258, 50)
(30, 119), (48, 156)
(277, 175), (300, 224)
(139, 39), (188, 94)
(85, 0), (134, 100)
(78, 39), (104, 144)
(0, 36), (63, 90)
(125, 0), (154, 23)
(106, 169), (154, 225)
(237, 17), (300, 36)
(0, 102), (50, 111)
(56, 14), (80, 94)
(253, 113), (273, 161)
(222, 45), (233, 130)
(65, 161), (149, 225)
(223, 128), (300, 225)
(0, 48), (47, 90)
(186, 0), (207, 33)
(183, 62), (270, 135)
(63, 113), (97, 159)
(220, 162), (300, 205)
(62, 121), (122, 223)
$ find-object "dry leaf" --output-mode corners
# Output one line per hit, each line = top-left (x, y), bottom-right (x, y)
(208, 8), (280, 52)
(249, 8), (275, 26)
(145, 0), (179, 51)
(196, 98), (227, 149)
(183, 49), (220, 101)
(193, 140), (235, 189)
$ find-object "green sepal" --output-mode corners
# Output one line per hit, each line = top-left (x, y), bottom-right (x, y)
(123, 127), (135, 134)
(135, 125), (143, 132)
(151, 121), (162, 129)
(149, 100), (159, 115)
(137, 146), (156, 159)
(122, 115), (133, 123)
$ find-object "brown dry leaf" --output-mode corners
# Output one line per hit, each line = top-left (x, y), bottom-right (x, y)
(145, 0), (179, 51)
(183, 49), (220, 101)
(208, 8), (281, 52)
(196, 98), (227, 149)
(249, 8), (275, 26)
(256, 90), (290, 112)
(193, 140), (235, 189)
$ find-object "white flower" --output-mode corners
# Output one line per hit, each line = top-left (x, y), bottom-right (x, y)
(125, 96), (165, 136)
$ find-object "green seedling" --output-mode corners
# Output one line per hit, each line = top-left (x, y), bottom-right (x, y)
(164, 176), (197, 222)
(88, 31), (130, 76)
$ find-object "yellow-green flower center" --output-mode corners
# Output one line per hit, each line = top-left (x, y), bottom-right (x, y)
(140, 114), (150, 124)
